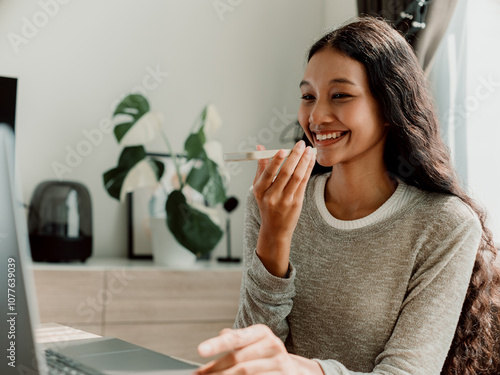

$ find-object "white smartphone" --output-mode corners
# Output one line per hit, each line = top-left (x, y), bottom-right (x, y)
(224, 148), (317, 162)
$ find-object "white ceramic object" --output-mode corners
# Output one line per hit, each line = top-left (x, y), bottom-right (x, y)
(150, 217), (196, 267)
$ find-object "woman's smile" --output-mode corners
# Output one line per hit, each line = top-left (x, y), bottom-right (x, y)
(312, 130), (349, 146)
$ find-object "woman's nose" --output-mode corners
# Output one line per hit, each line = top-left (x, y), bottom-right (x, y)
(309, 100), (333, 125)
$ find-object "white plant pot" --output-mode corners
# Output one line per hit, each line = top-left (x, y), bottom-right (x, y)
(150, 217), (196, 267)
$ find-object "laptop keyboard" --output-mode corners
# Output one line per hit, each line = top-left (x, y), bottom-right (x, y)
(45, 349), (106, 375)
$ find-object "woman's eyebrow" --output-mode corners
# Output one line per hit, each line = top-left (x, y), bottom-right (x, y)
(299, 80), (310, 88)
(329, 78), (356, 86)
(299, 78), (356, 88)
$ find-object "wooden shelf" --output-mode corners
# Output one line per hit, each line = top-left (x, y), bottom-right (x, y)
(33, 262), (242, 363)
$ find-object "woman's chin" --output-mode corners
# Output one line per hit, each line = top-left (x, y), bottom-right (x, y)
(315, 154), (338, 168)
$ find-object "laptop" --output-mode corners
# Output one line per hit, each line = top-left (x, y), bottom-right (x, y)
(0, 124), (199, 374)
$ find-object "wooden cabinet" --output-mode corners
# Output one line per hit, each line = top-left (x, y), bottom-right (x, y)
(33, 262), (242, 363)
(33, 269), (105, 336)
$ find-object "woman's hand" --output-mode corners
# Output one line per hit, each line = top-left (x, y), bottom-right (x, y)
(194, 324), (324, 375)
(252, 141), (316, 277)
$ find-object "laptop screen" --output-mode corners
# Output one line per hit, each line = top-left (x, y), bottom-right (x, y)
(0, 125), (46, 374)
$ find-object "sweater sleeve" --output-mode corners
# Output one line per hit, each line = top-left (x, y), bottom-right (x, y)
(314, 213), (482, 375)
(233, 188), (296, 342)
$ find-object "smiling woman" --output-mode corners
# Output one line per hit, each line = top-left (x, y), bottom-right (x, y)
(298, 49), (389, 192)
(194, 16), (500, 375)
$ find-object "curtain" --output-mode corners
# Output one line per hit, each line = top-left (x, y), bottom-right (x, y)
(356, 0), (409, 23)
(357, 0), (459, 73)
(357, 0), (468, 188)
(428, 0), (468, 186)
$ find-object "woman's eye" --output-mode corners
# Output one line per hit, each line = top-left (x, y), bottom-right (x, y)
(301, 94), (315, 100)
(332, 93), (349, 99)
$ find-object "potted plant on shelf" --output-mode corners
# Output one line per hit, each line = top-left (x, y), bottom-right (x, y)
(102, 93), (229, 263)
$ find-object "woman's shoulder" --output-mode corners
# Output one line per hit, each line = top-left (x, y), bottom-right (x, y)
(408, 185), (481, 233)
(407, 188), (482, 276)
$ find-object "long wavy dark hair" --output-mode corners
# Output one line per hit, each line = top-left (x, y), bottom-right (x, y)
(305, 16), (500, 374)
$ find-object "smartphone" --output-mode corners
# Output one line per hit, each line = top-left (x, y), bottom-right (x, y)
(224, 148), (316, 162)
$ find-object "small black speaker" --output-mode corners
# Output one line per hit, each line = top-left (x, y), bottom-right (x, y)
(28, 181), (92, 262)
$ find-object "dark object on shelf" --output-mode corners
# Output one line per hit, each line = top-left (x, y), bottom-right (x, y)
(0, 76), (17, 133)
(28, 181), (92, 262)
(218, 196), (240, 263)
(127, 190), (153, 260)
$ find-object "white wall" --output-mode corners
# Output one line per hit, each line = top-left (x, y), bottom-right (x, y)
(324, 0), (357, 30)
(0, 0), (357, 259)
(465, 0), (500, 244)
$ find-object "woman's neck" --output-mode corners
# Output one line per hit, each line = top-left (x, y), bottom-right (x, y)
(324, 162), (397, 221)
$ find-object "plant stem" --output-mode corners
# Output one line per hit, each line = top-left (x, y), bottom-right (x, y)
(160, 130), (184, 190)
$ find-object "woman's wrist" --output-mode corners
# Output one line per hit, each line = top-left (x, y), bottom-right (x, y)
(256, 228), (292, 277)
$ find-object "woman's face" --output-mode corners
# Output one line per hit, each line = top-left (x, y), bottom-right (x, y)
(298, 48), (388, 168)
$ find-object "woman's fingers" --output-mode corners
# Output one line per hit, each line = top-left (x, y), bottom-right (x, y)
(254, 140), (310, 194)
(267, 141), (307, 194)
(195, 326), (288, 375)
(198, 325), (271, 358)
(196, 336), (285, 374)
(253, 148), (288, 195)
(282, 146), (315, 198)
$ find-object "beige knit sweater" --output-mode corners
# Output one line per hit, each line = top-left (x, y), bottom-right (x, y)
(234, 173), (481, 375)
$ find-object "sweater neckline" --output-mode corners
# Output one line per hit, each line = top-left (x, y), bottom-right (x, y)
(314, 173), (415, 230)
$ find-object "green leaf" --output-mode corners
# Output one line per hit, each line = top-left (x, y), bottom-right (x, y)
(113, 121), (134, 143)
(200, 105), (207, 122)
(184, 124), (226, 205)
(102, 146), (164, 201)
(103, 166), (130, 200)
(166, 190), (223, 256)
(117, 145), (147, 167)
(187, 159), (226, 206)
(113, 94), (150, 117)
(186, 164), (210, 193)
(202, 160), (227, 205)
(112, 94), (150, 143)
(184, 126), (206, 160)
(148, 159), (165, 181)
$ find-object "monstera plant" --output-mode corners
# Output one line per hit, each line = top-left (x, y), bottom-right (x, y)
(103, 94), (228, 256)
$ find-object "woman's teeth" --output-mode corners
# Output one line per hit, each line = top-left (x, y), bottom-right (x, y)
(315, 132), (345, 141)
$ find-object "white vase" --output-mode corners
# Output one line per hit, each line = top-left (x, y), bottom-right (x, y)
(150, 217), (196, 267)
